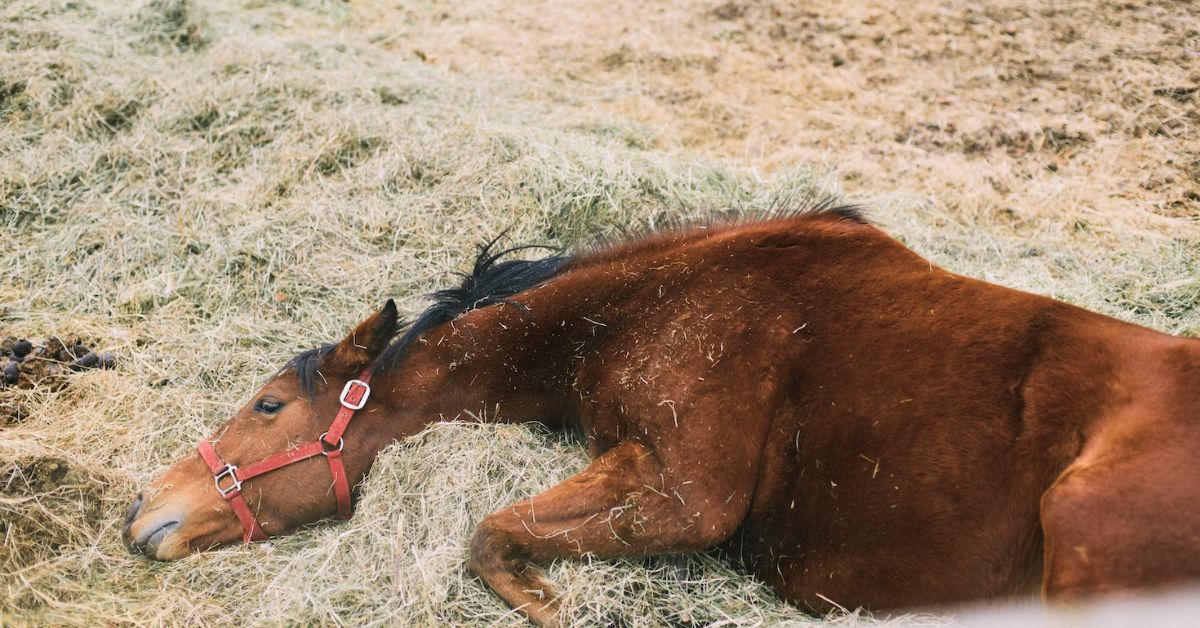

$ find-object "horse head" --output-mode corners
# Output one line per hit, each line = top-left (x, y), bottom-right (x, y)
(123, 301), (400, 560)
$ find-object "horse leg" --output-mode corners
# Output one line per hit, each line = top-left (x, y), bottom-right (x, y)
(1040, 429), (1200, 601)
(468, 439), (748, 627)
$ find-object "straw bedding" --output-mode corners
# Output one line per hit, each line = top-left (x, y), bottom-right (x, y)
(1, 0), (1194, 625)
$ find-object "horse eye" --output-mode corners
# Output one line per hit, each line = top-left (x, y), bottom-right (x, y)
(254, 398), (284, 414)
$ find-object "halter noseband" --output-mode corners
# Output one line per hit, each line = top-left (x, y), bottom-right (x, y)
(196, 370), (372, 543)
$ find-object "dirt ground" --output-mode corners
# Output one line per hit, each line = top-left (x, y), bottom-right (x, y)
(377, 0), (1199, 228)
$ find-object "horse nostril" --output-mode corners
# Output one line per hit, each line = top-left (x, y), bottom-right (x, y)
(123, 493), (146, 555)
(125, 493), (144, 527)
(144, 521), (180, 558)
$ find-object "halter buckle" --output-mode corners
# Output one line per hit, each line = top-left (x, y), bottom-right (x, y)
(339, 379), (371, 410)
(214, 464), (242, 497)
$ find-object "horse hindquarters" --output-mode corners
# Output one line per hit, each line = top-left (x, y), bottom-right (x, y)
(1040, 422), (1200, 600)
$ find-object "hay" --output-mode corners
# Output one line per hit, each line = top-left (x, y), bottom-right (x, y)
(0, 0), (1196, 625)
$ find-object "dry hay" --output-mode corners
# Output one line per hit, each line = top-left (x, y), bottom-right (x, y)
(0, 0), (1196, 626)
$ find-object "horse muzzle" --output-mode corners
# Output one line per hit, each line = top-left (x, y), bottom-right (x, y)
(122, 491), (184, 560)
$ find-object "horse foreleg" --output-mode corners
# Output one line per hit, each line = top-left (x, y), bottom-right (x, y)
(468, 439), (748, 627)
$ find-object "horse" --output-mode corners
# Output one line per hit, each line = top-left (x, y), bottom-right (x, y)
(122, 206), (1200, 625)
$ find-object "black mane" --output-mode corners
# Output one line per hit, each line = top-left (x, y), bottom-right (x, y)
(760, 193), (866, 224)
(283, 343), (337, 397)
(284, 236), (571, 395)
(373, 238), (571, 374)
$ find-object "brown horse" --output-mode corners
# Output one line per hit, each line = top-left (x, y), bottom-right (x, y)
(123, 207), (1200, 625)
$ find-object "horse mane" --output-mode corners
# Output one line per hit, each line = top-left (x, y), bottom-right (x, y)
(280, 343), (334, 397)
(793, 198), (866, 224)
(284, 197), (861, 395)
(282, 236), (572, 395)
(371, 238), (572, 375)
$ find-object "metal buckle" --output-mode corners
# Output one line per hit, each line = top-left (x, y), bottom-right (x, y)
(339, 379), (371, 410)
(214, 464), (242, 497)
(319, 431), (345, 454)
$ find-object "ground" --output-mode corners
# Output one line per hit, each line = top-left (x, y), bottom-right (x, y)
(386, 0), (1199, 225)
(0, 0), (1196, 625)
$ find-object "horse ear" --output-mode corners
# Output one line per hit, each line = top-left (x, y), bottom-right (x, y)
(328, 299), (399, 370)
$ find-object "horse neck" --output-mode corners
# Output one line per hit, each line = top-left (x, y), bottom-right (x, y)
(366, 304), (580, 442)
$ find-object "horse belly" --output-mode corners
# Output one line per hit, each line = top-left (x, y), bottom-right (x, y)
(728, 406), (1049, 613)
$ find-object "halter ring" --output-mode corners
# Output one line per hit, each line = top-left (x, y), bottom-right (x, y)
(319, 432), (345, 454)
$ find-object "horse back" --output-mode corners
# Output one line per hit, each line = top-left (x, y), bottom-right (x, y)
(530, 215), (1183, 610)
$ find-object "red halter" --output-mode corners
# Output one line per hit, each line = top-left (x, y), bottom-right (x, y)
(196, 371), (372, 543)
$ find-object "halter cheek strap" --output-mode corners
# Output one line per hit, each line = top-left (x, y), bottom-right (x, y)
(196, 370), (372, 543)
